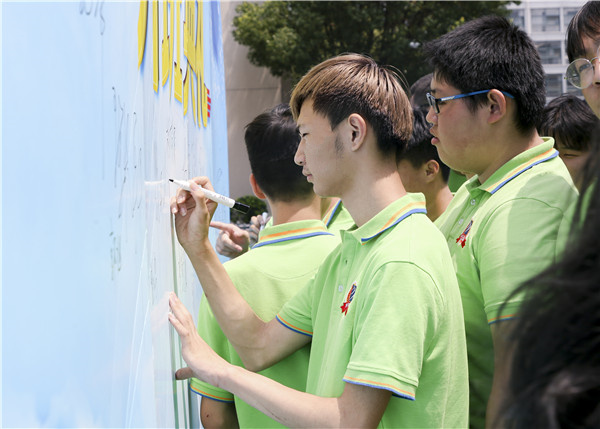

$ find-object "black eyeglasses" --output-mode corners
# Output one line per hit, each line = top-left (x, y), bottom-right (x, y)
(426, 90), (515, 114)
(565, 45), (600, 89)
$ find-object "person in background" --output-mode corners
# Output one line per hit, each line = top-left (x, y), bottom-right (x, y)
(499, 2), (600, 427)
(424, 15), (578, 427)
(192, 104), (341, 428)
(538, 94), (598, 191)
(397, 106), (453, 221)
(211, 195), (352, 259)
(565, 1), (600, 118)
(409, 73), (433, 109)
(169, 53), (468, 428)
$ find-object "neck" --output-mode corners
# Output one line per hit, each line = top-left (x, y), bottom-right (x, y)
(341, 163), (407, 227)
(320, 197), (339, 219)
(477, 128), (543, 184)
(269, 195), (323, 226)
(424, 183), (454, 222)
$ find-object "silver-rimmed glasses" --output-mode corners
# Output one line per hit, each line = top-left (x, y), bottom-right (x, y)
(565, 45), (600, 89)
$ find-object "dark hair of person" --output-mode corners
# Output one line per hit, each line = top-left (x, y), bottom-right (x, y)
(244, 103), (313, 202)
(290, 53), (413, 157)
(538, 94), (599, 151)
(397, 107), (450, 183)
(566, 1), (600, 62)
(410, 73), (433, 109)
(499, 123), (600, 429)
(423, 15), (545, 134)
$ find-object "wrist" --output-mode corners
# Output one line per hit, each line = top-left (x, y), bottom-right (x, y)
(186, 238), (215, 260)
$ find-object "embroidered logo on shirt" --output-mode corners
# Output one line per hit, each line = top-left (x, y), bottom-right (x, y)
(456, 220), (474, 248)
(340, 282), (357, 315)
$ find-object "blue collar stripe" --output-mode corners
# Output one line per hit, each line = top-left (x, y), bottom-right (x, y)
(488, 151), (558, 195)
(252, 231), (334, 249)
(360, 208), (427, 243)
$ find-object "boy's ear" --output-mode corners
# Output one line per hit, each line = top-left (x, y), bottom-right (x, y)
(423, 160), (440, 183)
(347, 113), (368, 151)
(487, 89), (509, 124)
(249, 173), (267, 200)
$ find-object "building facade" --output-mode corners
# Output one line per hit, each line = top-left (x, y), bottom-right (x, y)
(508, 0), (586, 101)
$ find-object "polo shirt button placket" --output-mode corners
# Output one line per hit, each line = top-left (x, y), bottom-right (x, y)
(471, 199), (477, 206)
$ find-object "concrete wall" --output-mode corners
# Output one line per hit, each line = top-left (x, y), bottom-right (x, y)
(221, 1), (284, 199)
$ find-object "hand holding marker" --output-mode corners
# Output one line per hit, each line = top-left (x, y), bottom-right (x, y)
(170, 179), (250, 214)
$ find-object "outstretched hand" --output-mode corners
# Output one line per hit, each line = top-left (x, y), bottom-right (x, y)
(168, 292), (228, 385)
(211, 221), (250, 258)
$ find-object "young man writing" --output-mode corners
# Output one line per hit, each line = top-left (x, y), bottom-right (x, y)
(192, 104), (341, 428)
(424, 16), (578, 428)
(169, 54), (468, 428)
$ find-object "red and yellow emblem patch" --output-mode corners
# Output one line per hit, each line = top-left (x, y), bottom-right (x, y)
(341, 282), (357, 315)
(456, 220), (474, 248)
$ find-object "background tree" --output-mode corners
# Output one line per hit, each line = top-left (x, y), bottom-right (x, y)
(233, 1), (515, 88)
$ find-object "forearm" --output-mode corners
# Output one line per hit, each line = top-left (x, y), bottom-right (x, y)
(187, 240), (271, 368)
(218, 364), (343, 427)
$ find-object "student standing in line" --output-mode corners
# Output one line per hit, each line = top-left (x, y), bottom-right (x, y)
(169, 53), (468, 428)
(211, 194), (352, 259)
(409, 73), (433, 109)
(538, 94), (599, 191)
(424, 15), (578, 428)
(192, 104), (341, 428)
(499, 3), (600, 427)
(397, 107), (453, 222)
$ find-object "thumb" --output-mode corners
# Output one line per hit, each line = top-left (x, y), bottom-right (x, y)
(175, 367), (195, 380)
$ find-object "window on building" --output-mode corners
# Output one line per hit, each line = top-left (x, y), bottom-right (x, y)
(510, 9), (525, 29)
(537, 41), (563, 64)
(563, 8), (579, 31)
(531, 8), (560, 32)
(566, 82), (582, 96)
(545, 74), (563, 98)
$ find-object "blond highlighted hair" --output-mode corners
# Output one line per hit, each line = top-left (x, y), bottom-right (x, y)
(290, 53), (413, 156)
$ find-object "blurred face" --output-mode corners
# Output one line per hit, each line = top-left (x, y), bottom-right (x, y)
(426, 77), (488, 176)
(294, 99), (346, 197)
(397, 159), (426, 193)
(580, 36), (600, 118)
(555, 140), (591, 191)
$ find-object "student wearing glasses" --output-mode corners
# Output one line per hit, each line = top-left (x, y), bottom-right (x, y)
(423, 15), (578, 428)
(565, 2), (600, 118)
(499, 3), (600, 428)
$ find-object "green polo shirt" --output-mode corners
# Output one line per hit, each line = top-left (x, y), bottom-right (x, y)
(190, 219), (340, 428)
(277, 194), (469, 428)
(322, 199), (355, 236)
(434, 138), (578, 428)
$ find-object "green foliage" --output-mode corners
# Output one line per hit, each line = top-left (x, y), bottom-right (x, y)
(233, 1), (515, 86)
(230, 195), (268, 225)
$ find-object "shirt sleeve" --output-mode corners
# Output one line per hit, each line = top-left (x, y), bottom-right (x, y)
(276, 276), (316, 338)
(190, 295), (234, 402)
(343, 262), (443, 400)
(476, 198), (564, 323)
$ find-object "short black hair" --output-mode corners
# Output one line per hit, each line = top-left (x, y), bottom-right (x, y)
(410, 73), (433, 109)
(244, 104), (314, 202)
(397, 107), (450, 183)
(424, 15), (545, 134)
(566, 1), (600, 62)
(538, 94), (598, 151)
